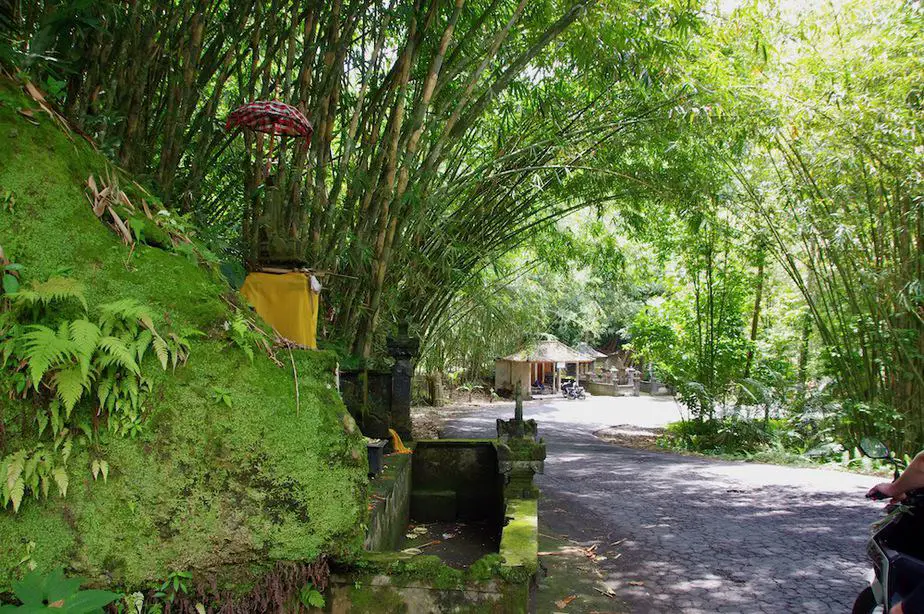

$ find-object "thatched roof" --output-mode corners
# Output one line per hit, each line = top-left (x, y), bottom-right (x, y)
(575, 342), (607, 359)
(501, 339), (593, 363)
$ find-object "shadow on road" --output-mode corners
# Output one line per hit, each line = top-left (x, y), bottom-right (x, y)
(439, 396), (880, 614)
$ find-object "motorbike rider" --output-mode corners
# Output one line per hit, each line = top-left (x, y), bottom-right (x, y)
(868, 451), (924, 503)
(868, 450), (924, 614)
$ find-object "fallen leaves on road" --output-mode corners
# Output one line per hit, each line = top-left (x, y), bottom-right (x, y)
(554, 594), (577, 609)
(539, 544), (601, 561)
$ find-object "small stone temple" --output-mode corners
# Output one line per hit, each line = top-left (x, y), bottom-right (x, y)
(494, 337), (593, 398)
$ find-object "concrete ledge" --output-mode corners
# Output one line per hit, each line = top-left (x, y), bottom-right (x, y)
(500, 498), (538, 571)
(585, 381), (618, 396)
(365, 453), (412, 551)
(328, 574), (527, 613)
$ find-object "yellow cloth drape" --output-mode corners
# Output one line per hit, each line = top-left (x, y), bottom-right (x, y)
(240, 272), (319, 348)
(388, 429), (413, 455)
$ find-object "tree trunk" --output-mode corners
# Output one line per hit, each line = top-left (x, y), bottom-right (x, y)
(743, 250), (765, 379)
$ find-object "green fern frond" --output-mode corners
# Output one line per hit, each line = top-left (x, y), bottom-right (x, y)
(21, 325), (77, 389)
(134, 329), (153, 363)
(9, 477), (24, 512)
(99, 299), (156, 335)
(96, 336), (140, 375)
(230, 314), (248, 339)
(97, 374), (113, 409)
(53, 365), (88, 415)
(152, 334), (169, 370)
(167, 333), (190, 368)
(6, 450), (25, 492)
(52, 466), (68, 498)
(11, 277), (87, 312)
(58, 436), (73, 464)
(125, 376), (139, 409)
(69, 319), (101, 377)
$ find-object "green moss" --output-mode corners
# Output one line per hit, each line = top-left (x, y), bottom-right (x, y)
(0, 85), (367, 591)
(498, 499), (538, 574)
(500, 438), (546, 461)
(467, 554), (504, 582)
(343, 583), (409, 613)
(335, 549), (532, 612)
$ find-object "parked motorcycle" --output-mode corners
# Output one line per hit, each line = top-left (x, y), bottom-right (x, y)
(853, 437), (924, 614)
(561, 380), (586, 400)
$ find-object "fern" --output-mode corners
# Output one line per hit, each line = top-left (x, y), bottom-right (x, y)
(152, 334), (169, 369)
(134, 328), (153, 363)
(21, 325), (76, 389)
(97, 373), (114, 410)
(52, 466), (68, 497)
(6, 449), (25, 492)
(96, 336), (140, 374)
(167, 332), (191, 368)
(226, 311), (265, 363)
(0, 446), (70, 512)
(1, 276), (192, 513)
(98, 299), (155, 336)
(69, 319), (101, 377)
(53, 365), (87, 415)
(11, 277), (87, 312)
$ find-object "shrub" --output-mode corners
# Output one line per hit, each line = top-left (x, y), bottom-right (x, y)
(660, 417), (780, 455)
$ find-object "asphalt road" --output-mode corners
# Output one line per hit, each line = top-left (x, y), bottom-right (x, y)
(441, 394), (883, 613)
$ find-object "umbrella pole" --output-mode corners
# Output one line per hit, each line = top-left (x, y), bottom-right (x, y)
(264, 134), (276, 179)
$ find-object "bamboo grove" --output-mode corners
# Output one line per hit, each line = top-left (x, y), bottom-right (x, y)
(4, 0), (922, 449)
(721, 1), (923, 451)
(4, 0), (694, 357)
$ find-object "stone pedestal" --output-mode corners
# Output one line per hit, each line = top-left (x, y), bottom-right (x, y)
(495, 386), (546, 499)
(627, 367), (640, 397)
(386, 321), (419, 442)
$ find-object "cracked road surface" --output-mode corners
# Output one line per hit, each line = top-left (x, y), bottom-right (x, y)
(440, 395), (883, 613)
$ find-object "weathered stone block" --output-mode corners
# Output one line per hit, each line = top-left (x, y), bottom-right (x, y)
(411, 440), (503, 522)
(495, 417), (538, 441)
(410, 489), (457, 522)
(365, 453), (413, 551)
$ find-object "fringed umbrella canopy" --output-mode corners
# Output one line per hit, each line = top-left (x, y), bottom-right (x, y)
(225, 101), (313, 142)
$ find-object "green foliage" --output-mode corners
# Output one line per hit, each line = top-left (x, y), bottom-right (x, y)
(225, 311), (258, 363)
(629, 212), (752, 417)
(2, 262), (22, 295)
(0, 273), (193, 512)
(0, 568), (120, 613)
(660, 418), (777, 456)
(4, 282), (188, 441)
(11, 276), (87, 313)
(298, 583), (325, 610)
(154, 571), (192, 604)
(209, 386), (232, 408)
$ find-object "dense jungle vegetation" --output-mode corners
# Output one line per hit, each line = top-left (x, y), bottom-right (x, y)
(0, 0), (921, 592)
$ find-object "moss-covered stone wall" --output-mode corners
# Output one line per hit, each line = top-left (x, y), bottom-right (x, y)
(0, 83), (368, 594)
(365, 453), (412, 551)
